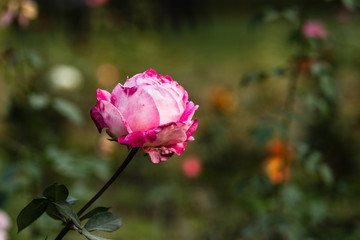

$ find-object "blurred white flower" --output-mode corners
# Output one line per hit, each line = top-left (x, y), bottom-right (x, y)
(49, 64), (83, 91)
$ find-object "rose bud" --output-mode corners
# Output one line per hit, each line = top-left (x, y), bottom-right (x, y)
(91, 68), (199, 163)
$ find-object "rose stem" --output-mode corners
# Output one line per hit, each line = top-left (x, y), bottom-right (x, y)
(55, 147), (140, 240)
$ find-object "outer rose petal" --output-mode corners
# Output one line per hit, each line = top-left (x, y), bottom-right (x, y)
(186, 119), (198, 141)
(144, 142), (187, 163)
(180, 101), (199, 122)
(90, 100), (128, 137)
(145, 121), (195, 147)
(118, 130), (157, 148)
(97, 89), (111, 101)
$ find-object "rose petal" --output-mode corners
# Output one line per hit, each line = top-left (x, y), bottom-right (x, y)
(186, 119), (198, 140)
(90, 100), (129, 137)
(97, 89), (111, 101)
(145, 122), (192, 147)
(118, 130), (157, 148)
(112, 85), (160, 131)
(141, 84), (185, 125)
(180, 101), (198, 122)
(144, 142), (187, 163)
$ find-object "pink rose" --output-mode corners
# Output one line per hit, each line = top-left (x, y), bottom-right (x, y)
(91, 68), (198, 163)
(302, 20), (327, 40)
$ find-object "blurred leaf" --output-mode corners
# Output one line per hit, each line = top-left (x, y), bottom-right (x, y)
(249, 126), (273, 144)
(241, 70), (267, 86)
(248, 6), (280, 29)
(282, 7), (300, 25)
(318, 163), (333, 186)
(84, 212), (122, 232)
(43, 183), (69, 202)
(308, 200), (326, 224)
(17, 198), (49, 232)
(53, 98), (83, 125)
(28, 94), (50, 110)
(305, 152), (322, 174)
(307, 95), (329, 116)
(320, 75), (336, 98)
(296, 143), (309, 162)
(24, 50), (43, 68)
(82, 228), (110, 240)
(80, 207), (110, 221)
(54, 201), (82, 229)
(271, 67), (286, 77)
(342, 0), (358, 10)
(262, 7), (280, 22)
(281, 184), (303, 208)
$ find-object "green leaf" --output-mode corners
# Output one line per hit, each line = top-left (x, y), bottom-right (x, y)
(46, 202), (66, 222)
(66, 196), (78, 205)
(17, 198), (49, 232)
(318, 163), (334, 186)
(84, 212), (122, 232)
(43, 184), (69, 202)
(305, 152), (322, 174)
(342, 0), (357, 10)
(320, 75), (336, 99)
(54, 201), (82, 229)
(282, 7), (299, 25)
(80, 207), (110, 221)
(82, 228), (110, 240)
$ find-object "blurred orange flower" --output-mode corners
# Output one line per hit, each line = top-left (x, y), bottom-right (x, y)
(264, 156), (290, 185)
(208, 86), (237, 114)
(264, 138), (293, 184)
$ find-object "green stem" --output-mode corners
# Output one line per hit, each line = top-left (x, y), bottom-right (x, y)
(54, 147), (139, 240)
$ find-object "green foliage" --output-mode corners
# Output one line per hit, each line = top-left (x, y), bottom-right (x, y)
(80, 207), (110, 221)
(43, 184), (69, 202)
(17, 198), (49, 233)
(82, 228), (110, 240)
(84, 212), (122, 232)
(16, 183), (122, 239)
(53, 201), (82, 229)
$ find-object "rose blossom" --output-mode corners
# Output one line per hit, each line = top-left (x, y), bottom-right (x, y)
(302, 20), (327, 40)
(91, 68), (198, 163)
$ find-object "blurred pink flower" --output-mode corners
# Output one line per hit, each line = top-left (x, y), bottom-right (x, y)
(85, 0), (110, 7)
(302, 20), (327, 40)
(0, 0), (38, 27)
(0, 11), (14, 27)
(182, 156), (202, 178)
(0, 210), (10, 240)
(0, 210), (10, 231)
(0, 231), (7, 240)
(91, 68), (198, 164)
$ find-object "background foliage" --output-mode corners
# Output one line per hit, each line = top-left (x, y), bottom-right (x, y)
(1, 0), (360, 239)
